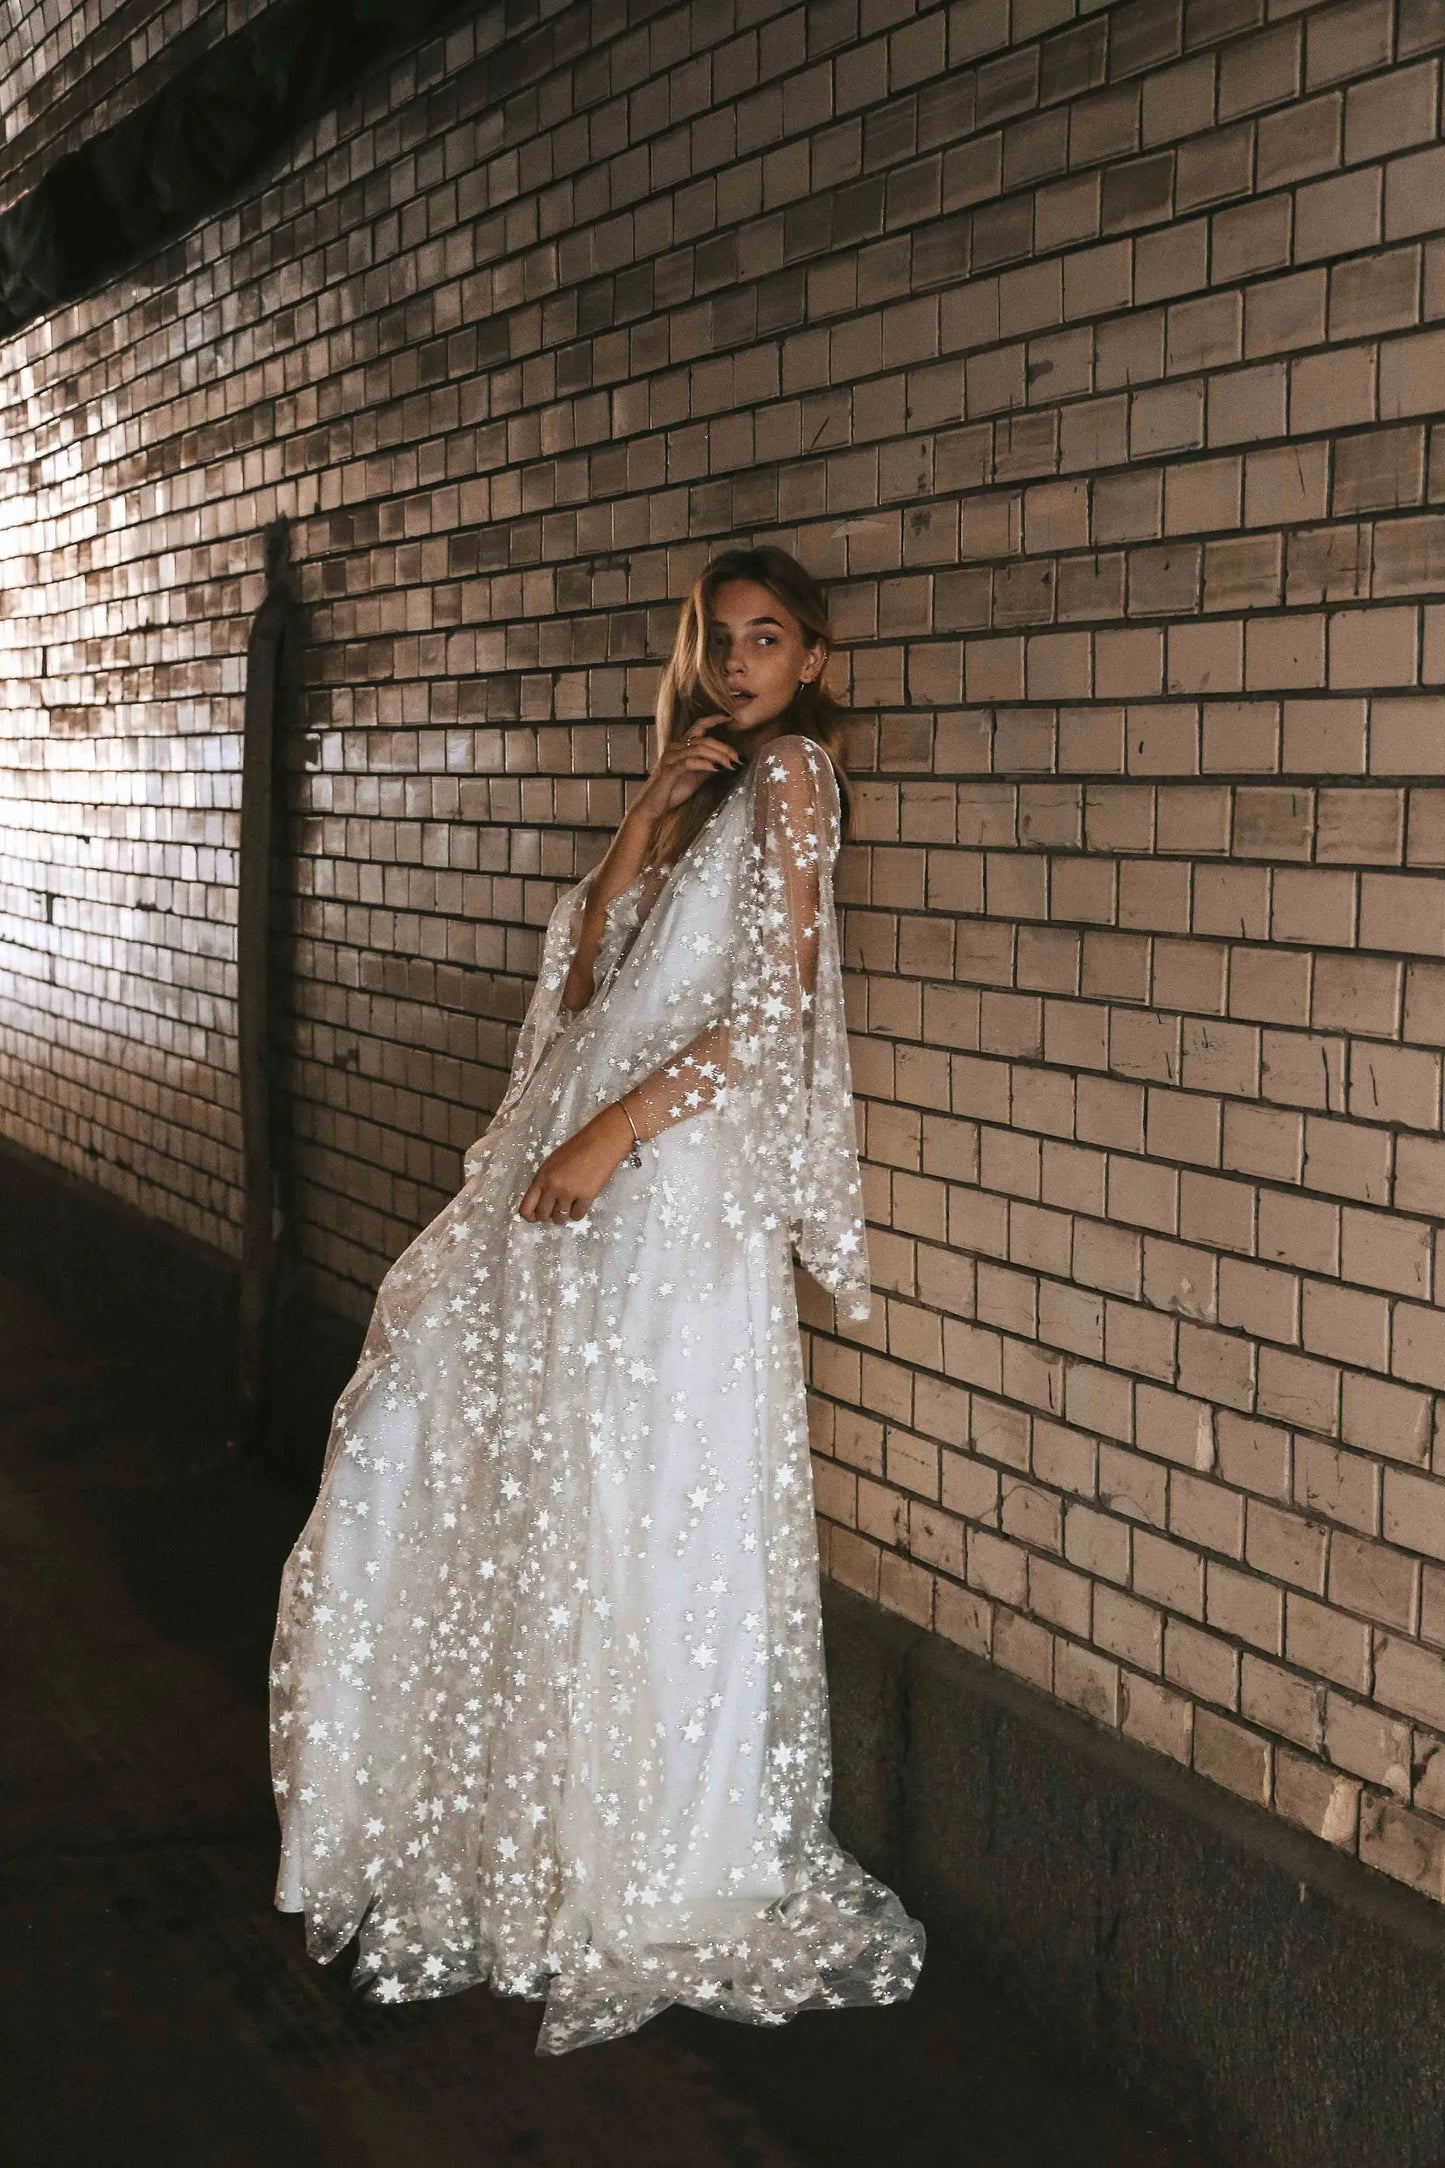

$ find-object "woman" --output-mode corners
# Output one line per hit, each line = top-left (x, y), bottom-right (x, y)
(269, 546), (925, 2053)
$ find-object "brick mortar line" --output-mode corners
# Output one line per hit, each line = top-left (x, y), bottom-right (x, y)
(0, 1026), (229, 1107)
(3, 202), (1438, 470)
(0, 1092), (237, 1205)
(0, 1052), (243, 1157)
(813, 1490), (1424, 1653)
(8, 912), (1445, 1069)
(811, 1542), (1432, 1800)
(0, 9), (1431, 418)
(12, 429), (1445, 605)
(821, 1507), (1428, 1671)
(12, 473), (1445, 595)
(823, 1547), (1429, 1718)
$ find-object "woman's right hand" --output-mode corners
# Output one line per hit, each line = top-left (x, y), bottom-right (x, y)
(634, 716), (744, 820)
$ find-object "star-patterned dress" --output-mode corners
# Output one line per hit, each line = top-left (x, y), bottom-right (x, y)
(269, 733), (925, 2052)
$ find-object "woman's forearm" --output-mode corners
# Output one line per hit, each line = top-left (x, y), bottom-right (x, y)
(561, 804), (661, 1012)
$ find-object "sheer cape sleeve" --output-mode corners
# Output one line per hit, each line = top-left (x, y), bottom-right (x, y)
(627, 735), (872, 1321)
(489, 864), (648, 1130)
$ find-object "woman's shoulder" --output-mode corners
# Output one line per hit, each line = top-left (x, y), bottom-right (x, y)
(754, 730), (830, 767)
(753, 737), (840, 819)
(750, 732), (842, 796)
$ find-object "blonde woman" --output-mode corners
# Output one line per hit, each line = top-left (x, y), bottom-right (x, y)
(270, 546), (925, 2052)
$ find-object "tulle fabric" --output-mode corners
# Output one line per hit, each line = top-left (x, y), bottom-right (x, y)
(269, 735), (924, 2052)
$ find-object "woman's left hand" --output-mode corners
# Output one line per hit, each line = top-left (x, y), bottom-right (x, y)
(518, 1105), (635, 1223)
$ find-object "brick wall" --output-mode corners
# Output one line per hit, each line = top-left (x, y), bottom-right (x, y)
(0, 1), (267, 198)
(3, 0), (1445, 1901)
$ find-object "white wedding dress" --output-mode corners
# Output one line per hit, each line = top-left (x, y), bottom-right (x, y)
(269, 733), (925, 2052)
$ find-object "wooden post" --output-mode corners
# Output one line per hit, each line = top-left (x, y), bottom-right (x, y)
(236, 517), (301, 1458)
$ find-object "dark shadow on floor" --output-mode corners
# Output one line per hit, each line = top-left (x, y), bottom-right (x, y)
(0, 1267), (1224, 2168)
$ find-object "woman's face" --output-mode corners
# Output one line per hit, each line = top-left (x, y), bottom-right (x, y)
(705, 579), (824, 740)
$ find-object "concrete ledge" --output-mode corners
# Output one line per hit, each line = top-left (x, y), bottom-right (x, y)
(822, 1578), (1445, 2168)
(6, 1136), (1445, 2165)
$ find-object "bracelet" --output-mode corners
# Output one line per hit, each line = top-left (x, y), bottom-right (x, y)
(620, 1096), (645, 1170)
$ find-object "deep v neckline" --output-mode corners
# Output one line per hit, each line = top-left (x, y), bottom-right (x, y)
(615, 762), (755, 927)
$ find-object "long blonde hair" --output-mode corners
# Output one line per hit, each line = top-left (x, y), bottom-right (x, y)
(647, 546), (855, 870)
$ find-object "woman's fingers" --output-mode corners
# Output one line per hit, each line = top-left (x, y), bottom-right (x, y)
(666, 736), (732, 764)
(519, 1167), (558, 1220)
(542, 1188), (588, 1221)
(672, 742), (738, 771)
(679, 718), (735, 754)
(519, 1138), (609, 1223)
(519, 1171), (603, 1223)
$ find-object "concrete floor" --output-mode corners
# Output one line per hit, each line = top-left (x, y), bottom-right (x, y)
(0, 1265), (1220, 2168)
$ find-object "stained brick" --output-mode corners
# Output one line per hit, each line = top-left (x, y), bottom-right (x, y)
(1298, 168), (1383, 263)
(1244, 270), (1328, 360)
(1346, 62), (1440, 165)
(1305, 0), (1394, 88)
(1333, 425), (1425, 515)
(1209, 362), (1289, 447)
(1176, 124), (1253, 213)
(1257, 93), (1344, 190)
(1380, 329), (1445, 419)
